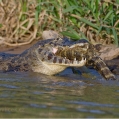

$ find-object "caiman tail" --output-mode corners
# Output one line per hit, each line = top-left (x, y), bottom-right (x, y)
(87, 56), (116, 80)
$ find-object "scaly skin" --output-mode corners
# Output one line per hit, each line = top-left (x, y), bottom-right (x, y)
(0, 38), (116, 80)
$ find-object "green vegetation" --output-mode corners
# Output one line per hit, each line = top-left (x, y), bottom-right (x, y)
(35, 0), (119, 45)
(0, 0), (119, 46)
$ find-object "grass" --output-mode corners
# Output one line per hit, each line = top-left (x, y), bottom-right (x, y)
(0, 0), (119, 46)
(36, 0), (119, 45)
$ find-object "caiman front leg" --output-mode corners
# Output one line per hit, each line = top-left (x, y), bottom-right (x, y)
(87, 56), (116, 80)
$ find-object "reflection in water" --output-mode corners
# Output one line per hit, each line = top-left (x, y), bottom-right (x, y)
(0, 69), (119, 118)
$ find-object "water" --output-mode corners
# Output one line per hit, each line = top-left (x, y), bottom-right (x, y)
(0, 68), (119, 118)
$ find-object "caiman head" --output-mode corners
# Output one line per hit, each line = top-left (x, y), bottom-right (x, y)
(54, 39), (116, 80)
(30, 41), (87, 75)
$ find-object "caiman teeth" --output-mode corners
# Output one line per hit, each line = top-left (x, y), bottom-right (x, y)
(73, 58), (77, 64)
(80, 57), (86, 63)
(62, 58), (66, 63)
(86, 45), (89, 49)
(74, 58), (76, 61)
(63, 57), (87, 65)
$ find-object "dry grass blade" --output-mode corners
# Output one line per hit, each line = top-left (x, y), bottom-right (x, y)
(0, 0), (118, 46)
(0, 0), (38, 46)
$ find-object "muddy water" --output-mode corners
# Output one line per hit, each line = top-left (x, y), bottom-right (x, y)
(0, 68), (119, 118)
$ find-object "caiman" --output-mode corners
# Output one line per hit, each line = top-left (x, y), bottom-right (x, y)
(0, 38), (116, 80)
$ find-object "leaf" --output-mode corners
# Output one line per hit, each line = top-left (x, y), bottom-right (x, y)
(63, 6), (78, 13)
(61, 31), (80, 39)
(112, 28), (118, 46)
(50, 16), (61, 23)
(0, 24), (2, 28)
(104, 10), (113, 21)
(97, 26), (103, 34)
(35, 11), (39, 25)
(71, 14), (99, 30)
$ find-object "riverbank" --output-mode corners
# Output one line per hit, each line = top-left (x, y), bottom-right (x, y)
(0, 40), (38, 54)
